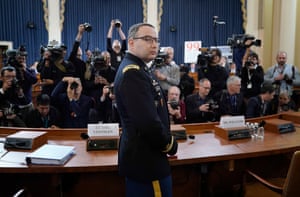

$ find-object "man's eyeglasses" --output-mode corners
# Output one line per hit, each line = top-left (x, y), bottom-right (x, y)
(133, 36), (160, 44)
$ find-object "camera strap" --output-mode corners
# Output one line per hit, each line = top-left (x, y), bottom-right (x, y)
(54, 60), (67, 73)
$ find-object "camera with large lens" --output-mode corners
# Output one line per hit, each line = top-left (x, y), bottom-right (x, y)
(284, 74), (293, 85)
(11, 78), (21, 90)
(168, 100), (180, 110)
(197, 48), (213, 67)
(5, 49), (19, 67)
(114, 19), (122, 28)
(227, 34), (261, 48)
(3, 104), (19, 116)
(153, 50), (168, 68)
(207, 99), (219, 111)
(47, 45), (64, 61)
(70, 81), (79, 90)
(83, 22), (92, 32)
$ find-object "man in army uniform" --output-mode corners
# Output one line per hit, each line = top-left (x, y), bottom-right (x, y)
(114, 23), (178, 197)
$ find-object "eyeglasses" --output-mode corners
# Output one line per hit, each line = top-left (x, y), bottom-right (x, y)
(133, 36), (160, 44)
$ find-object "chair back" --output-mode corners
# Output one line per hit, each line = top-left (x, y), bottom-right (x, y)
(283, 151), (300, 197)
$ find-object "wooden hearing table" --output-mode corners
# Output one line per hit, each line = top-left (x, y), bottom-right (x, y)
(0, 112), (299, 196)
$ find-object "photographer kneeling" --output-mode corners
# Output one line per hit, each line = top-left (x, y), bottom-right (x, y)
(0, 66), (27, 127)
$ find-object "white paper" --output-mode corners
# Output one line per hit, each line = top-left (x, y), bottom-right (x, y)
(88, 123), (119, 137)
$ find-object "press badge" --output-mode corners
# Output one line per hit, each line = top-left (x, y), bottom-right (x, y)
(247, 83), (252, 89)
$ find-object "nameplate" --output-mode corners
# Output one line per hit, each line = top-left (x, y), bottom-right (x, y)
(88, 123), (119, 137)
(220, 116), (245, 128)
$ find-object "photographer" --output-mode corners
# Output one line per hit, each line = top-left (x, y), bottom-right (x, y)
(167, 86), (186, 124)
(0, 66), (27, 127)
(240, 52), (264, 102)
(198, 48), (228, 97)
(185, 78), (216, 123)
(153, 47), (180, 97)
(6, 46), (37, 117)
(68, 24), (90, 90)
(85, 51), (116, 101)
(37, 44), (75, 96)
(89, 83), (120, 124)
(107, 19), (127, 71)
(264, 51), (300, 97)
(51, 77), (94, 128)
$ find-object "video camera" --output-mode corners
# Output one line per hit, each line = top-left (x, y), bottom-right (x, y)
(197, 48), (213, 67)
(90, 48), (107, 69)
(4, 45), (28, 67)
(40, 44), (65, 61)
(227, 34), (261, 48)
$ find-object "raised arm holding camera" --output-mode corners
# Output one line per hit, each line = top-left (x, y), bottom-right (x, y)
(106, 19), (127, 71)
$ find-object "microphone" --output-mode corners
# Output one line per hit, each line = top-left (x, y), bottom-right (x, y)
(80, 132), (90, 140)
(216, 21), (226, 25)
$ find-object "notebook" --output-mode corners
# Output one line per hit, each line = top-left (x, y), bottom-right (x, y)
(26, 144), (75, 165)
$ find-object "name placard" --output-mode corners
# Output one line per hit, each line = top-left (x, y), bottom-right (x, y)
(220, 116), (245, 128)
(88, 123), (119, 137)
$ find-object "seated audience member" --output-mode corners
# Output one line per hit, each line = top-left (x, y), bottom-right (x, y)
(167, 86), (186, 124)
(51, 77), (94, 128)
(89, 83), (120, 124)
(24, 94), (61, 128)
(178, 65), (195, 99)
(185, 78), (216, 123)
(214, 75), (246, 120)
(245, 83), (275, 118)
(276, 91), (297, 113)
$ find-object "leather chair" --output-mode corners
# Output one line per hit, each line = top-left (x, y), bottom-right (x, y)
(245, 151), (300, 197)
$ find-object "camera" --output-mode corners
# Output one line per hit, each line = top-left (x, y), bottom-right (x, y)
(207, 99), (219, 111)
(284, 74), (293, 84)
(108, 85), (114, 94)
(197, 48), (213, 67)
(70, 81), (79, 90)
(168, 100), (180, 110)
(11, 78), (21, 90)
(114, 19), (122, 28)
(83, 22), (92, 32)
(280, 104), (290, 112)
(152, 50), (168, 68)
(3, 104), (20, 116)
(5, 49), (18, 67)
(227, 34), (261, 48)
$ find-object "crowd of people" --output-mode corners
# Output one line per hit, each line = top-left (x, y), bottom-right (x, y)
(1, 21), (300, 129)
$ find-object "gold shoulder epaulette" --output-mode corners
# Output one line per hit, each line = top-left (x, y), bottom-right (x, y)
(122, 64), (140, 73)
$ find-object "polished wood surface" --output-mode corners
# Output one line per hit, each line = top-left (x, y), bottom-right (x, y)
(0, 112), (299, 196)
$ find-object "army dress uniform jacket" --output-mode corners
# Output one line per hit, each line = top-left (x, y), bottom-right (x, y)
(114, 53), (177, 182)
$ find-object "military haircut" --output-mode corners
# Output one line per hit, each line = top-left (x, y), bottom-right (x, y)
(127, 23), (155, 39)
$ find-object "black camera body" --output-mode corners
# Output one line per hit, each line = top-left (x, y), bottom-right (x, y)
(207, 99), (219, 111)
(114, 19), (122, 28)
(168, 100), (180, 110)
(153, 51), (168, 68)
(227, 34), (261, 48)
(70, 81), (79, 90)
(3, 104), (20, 116)
(197, 48), (214, 67)
(83, 22), (92, 32)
